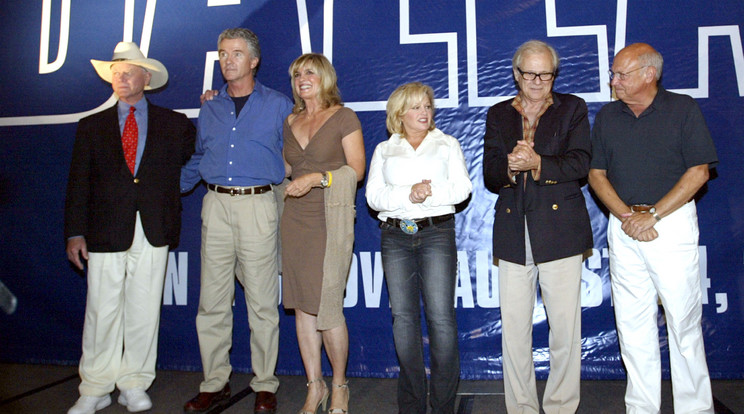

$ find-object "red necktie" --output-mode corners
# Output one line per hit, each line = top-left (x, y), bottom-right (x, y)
(122, 106), (138, 174)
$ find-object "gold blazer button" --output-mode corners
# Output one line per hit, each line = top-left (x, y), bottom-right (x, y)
(552, 204), (558, 210)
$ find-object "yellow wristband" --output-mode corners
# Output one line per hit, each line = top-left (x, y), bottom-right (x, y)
(327, 171), (333, 187)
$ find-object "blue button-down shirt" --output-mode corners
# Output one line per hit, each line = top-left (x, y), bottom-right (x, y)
(117, 98), (148, 176)
(180, 80), (293, 191)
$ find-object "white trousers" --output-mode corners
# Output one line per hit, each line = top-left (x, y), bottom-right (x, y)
(498, 222), (583, 414)
(79, 213), (168, 396)
(608, 201), (713, 414)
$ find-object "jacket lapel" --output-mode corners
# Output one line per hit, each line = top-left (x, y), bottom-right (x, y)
(138, 101), (157, 173)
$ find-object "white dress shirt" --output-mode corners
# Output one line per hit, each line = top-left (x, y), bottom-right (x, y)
(366, 128), (472, 221)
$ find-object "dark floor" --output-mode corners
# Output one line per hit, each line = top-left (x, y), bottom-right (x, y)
(0, 363), (741, 413)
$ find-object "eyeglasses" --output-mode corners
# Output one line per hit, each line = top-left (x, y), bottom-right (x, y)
(517, 67), (555, 81)
(608, 66), (648, 81)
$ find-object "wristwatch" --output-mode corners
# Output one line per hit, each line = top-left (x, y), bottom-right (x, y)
(320, 172), (329, 188)
(649, 207), (661, 221)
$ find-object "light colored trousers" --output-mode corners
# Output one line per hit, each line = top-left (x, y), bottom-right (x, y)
(79, 213), (168, 396)
(499, 221), (583, 414)
(196, 190), (280, 393)
(608, 201), (713, 414)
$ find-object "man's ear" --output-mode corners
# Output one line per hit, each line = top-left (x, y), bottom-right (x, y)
(644, 66), (657, 84)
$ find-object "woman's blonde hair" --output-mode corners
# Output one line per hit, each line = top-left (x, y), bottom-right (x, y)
(385, 82), (436, 136)
(288, 53), (342, 113)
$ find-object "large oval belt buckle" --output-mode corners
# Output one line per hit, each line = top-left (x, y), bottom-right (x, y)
(399, 219), (418, 234)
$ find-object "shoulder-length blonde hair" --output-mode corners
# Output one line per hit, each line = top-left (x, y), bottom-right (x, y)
(288, 53), (342, 114)
(385, 82), (436, 136)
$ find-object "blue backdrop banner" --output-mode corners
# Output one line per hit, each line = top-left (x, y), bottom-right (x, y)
(0, 0), (742, 380)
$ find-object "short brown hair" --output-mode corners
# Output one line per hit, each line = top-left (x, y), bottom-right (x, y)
(218, 28), (261, 75)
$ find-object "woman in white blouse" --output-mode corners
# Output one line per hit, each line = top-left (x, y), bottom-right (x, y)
(366, 82), (472, 414)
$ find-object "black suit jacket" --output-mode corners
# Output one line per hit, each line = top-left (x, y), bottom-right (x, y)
(64, 101), (196, 252)
(483, 92), (592, 264)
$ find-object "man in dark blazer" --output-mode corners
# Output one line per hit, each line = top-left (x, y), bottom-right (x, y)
(64, 42), (195, 414)
(483, 40), (592, 414)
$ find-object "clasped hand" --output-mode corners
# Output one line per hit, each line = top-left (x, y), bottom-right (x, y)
(620, 211), (658, 242)
(507, 140), (540, 172)
(409, 179), (432, 204)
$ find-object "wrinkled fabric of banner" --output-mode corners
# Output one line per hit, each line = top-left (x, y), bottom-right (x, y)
(0, 0), (742, 379)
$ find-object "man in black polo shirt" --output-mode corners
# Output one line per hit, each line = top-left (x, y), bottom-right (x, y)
(589, 43), (717, 413)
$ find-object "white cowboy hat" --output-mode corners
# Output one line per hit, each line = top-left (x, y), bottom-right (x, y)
(90, 41), (168, 90)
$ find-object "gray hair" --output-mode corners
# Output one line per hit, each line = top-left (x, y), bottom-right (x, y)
(638, 49), (664, 80)
(512, 40), (560, 74)
(218, 28), (261, 75)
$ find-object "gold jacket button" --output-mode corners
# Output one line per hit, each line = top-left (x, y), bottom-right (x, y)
(552, 204), (558, 210)
(133, 178), (139, 184)
(506, 208), (511, 213)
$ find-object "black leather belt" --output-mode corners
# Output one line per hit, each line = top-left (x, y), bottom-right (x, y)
(630, 204), (654, 213)
(386, 214), (454, 234)
(208, 184), (272, 196)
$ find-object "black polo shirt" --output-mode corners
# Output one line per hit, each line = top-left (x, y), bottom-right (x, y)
(590, 87), (718, 205)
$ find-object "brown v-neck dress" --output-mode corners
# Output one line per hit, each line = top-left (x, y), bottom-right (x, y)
(281, 106), (361, 314)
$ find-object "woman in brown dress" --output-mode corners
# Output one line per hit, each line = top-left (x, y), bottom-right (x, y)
(282, 53), (365, 414)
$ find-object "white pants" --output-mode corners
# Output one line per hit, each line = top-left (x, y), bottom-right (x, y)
(608, 201), (713, 414)
(79, 213), (168, 396)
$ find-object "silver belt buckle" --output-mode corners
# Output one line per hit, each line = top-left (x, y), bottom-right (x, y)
(399, 219), (418, 234)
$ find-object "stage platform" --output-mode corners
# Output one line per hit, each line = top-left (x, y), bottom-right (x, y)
(0, 363), (741, 413)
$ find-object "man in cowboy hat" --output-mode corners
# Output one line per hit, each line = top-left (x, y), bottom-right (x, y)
(65, 41), (195, 414)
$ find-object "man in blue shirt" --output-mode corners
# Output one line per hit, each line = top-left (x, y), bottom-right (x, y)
(181, 28), (292, 414)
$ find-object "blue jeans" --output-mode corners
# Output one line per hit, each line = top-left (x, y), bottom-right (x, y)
(381, 217), (460, 414)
